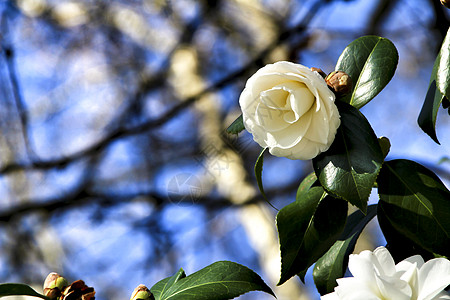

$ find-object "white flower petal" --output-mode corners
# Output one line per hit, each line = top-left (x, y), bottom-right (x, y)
(334, 277), (382, 300)
(402, 255), (425, 270)
(348, 251), (377, 282)
(268, 110), (312, 148)
(373, 246), (397, 277)
(254, 103), (290, 132)
(303, 103), (329, 144)
(283, 111), (297, 123)
(418, 258), (450, 300)
(284, 82), (315, 118)
(260, 87), (290, 110)
(375, 273), (412, 300)
(270, 137), (316, 160)
(398, 261), (419, 300)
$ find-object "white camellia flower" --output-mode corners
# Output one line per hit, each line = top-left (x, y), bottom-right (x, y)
(321, 246), (450, 300)
(239, 61), (340, 160)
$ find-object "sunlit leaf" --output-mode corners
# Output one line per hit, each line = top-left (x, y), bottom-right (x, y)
(432, 26), (450, 100)
(313, 205), (377, 295)
(151, 269), (186, 299)
(296, 172), (317, 198)
(418, 27), (450, 144)
(378, 159), (450, 257)
(277, 178), (347, 285)
(151, 261), (274, 300)
(335, 36), (398, 108)
(226, 114), (245, 134)
(0, 283), (48, 299)
(313, 102), (384, 213)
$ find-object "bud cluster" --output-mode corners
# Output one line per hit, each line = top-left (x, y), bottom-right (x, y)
(43, 273), (95, 300)
(43, 273), (157, 300)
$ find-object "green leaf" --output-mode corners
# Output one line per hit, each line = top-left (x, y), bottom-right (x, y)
(254, 148), (277, 210)
(377, 159), (450, 257)
(312, 102), (384, 212)
(378, 136), (391, 159)
(418, 81), (444, 144)
(151, 261), (275, 300)
(335, 36), (398, 108)
(277, 179), (348, 285)
(433, 27), (450, 99)
(0, 283), (49, 299)
(377, 204), (435, 263)
(313, 205), (377, 295)
(226, 114), (245, 134)
(296, 172), (317, 198)
(417, 26), (450, 144)
(151, 269), (186, 299)
(254, 148), (267, 198)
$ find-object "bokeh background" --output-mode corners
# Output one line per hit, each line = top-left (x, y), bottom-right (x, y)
(0, 0), (449, 299)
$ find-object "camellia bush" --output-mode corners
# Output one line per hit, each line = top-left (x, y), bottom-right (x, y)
(1, 22), (450, 300)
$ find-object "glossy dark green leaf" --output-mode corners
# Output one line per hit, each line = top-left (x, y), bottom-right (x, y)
(378, 136), (391, 159)
(0, 283), (49, 299)
(226, 114), (244, 134)
(377, 159), (450, 257)
(377, 204), (435, 263)
(313, 205), (377, 295)
(335, 36), (398, 109)
(418, 81), (444, 144)
(277, 180), (347, 285)
(151, 261), (274, 300)
(313, 102), (384, 212)
(418, 28), (450, 144)
(151, 269), (186, 299)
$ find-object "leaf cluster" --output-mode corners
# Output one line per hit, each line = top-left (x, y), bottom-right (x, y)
(229, 35), (450, 296)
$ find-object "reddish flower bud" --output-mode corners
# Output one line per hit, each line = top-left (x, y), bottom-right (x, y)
(325, 71), (352, 96)
(130, 284), (155, 300)
(43, 272), (68, 300)
(60, 279), (95, 300)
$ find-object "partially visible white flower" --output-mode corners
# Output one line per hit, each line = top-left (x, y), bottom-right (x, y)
(239, 61), (340, 160)
(322, 246), (450, 300)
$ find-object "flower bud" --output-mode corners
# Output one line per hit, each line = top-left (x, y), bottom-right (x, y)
(130, 284), (155, 300)
(310, 67), (326, 78)
(325, 71), (352, 96)
(60, 279), (95, 300)
(43, 272), (68, 300)
(441, 0), (450, 9)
